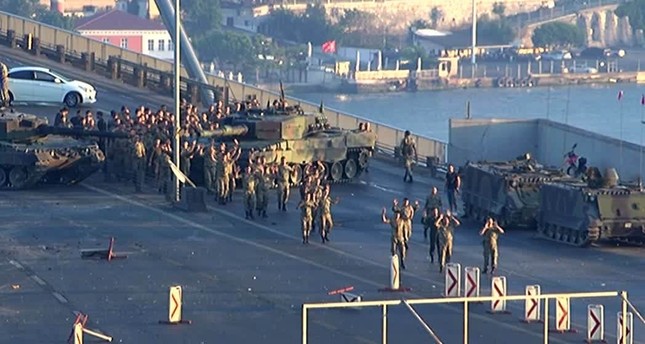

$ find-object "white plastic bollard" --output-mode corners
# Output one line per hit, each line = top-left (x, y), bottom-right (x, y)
(390, 254), (400, 290)
(464, 267), (480, 298)
(555, 297), (571, 332)
(444, 263), (461, 297)
(490, 276), (507, 312)
(587, 304), (605, 342)
(617, 312), (633, 344)
(524, 285), (541, 322)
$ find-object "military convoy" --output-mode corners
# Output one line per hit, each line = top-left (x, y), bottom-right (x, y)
(197, 106), (377, 184)
(462, 157), (645, 246)
(0, 109), (126, 190)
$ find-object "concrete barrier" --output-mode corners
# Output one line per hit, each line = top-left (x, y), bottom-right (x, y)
(0, 10), (447, 165)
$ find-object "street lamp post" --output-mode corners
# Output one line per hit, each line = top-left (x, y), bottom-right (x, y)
(173, 0), (181, 203)
(471, 0), (477, 66)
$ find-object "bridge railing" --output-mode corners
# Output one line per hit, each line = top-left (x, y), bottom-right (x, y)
(0, 10), (447, 168)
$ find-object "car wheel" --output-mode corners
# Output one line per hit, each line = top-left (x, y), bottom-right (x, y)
(64, 92), (81, 107)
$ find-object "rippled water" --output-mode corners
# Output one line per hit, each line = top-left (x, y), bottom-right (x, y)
(294, 83), (645, 145)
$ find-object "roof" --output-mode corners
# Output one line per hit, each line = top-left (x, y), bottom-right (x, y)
(75, 9), (166, 31)
(8, 66), (52, 73)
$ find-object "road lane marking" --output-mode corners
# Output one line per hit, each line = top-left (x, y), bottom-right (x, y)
(83, 183), (571, 343)
(30, 275), (47, 286)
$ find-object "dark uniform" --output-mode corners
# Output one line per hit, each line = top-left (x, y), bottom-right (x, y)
(423, 187), (442, 240)
(422, 208), (441, 263)
(400, 130), (416, 183)
(445, 165), (460, 214)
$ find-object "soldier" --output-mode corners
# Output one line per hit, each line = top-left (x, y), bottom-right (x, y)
(203, 144), (217, 194)
(254, 159), (270, 218)
(180, 140), (197, 179)
(148, 139), (163, 192)
(276, 157), (294, 211)
(422, 207), (441, 264)
(435, 209), (461, 273)
(243, 166), (257, 219)
(297, 192), (316, 244)
(0, 62), (8, 108)
(318, 184), (339, 243)
(423, 186), (442, 240)
(132, 135), (147, 192)
(480, 217), (505, 274)
(381, 207), (406, 269)
(445, 164), (461, 214)
(54, 107), (70, 128)
(158, 142), (172, 199)
(400, 130), (417, 183)
(392, 198), (419, 248)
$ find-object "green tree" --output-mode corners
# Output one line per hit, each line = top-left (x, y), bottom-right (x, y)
(615, 0), (645, 31)
(430, 7), (443, 28)
(181, 0), (222, 36)
(532, 22), (585, 48)
(492, 2), (506, 17)
(194, 30), (256, 69)
(477, 15), (515, 45)
(336, 9), (376, 46)
(261, 4), (336, 44)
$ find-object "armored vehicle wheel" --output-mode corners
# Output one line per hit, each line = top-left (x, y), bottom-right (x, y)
(8, 166), (28, 189)
(344, 159), (357, 179)
(330, 161), (343, 181)
(290, 164), (303, 185)
(358, 150), (370, 169)
(0, 167), (7, 186)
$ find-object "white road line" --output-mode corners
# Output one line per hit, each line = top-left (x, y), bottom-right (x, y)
(9, 260), (24, 270)
(82, 183), (571, 343)
(30, 275), (47, 286)
(52, 292), (69, 304)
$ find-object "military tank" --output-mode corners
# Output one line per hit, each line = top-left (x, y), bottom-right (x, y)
(537, 168), (645, 247)
(461, 155), (568, 228)
(197, 106), (377, 184)
(0, 109), (127, 190)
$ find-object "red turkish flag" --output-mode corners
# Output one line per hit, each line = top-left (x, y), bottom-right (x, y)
(322, 40), (336, 54)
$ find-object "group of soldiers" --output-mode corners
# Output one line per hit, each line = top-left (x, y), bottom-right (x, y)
(389, 130), (505, 273)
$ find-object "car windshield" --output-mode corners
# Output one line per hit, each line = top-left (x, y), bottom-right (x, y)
(47, 70), (72, 82)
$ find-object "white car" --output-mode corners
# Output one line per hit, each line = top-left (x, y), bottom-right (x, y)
(7, 66), (97, 107)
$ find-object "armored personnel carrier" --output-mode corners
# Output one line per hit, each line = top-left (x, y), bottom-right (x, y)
(0, 109), (127, 190)
(537, 168), (645, 246)
(461, 156), (568, 228)
(198, 106), (377, 184)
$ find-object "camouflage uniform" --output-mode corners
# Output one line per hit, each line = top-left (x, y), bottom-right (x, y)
(277, 163), (293, 211)
(436, 215), (459, 273)
(243, 171), (257, 219)
(203, 147), (217, 194)
(318, 191), (337, 243)
(0, 63), (9, 107)
(298, 195), (316, 244)
(384, 215), (406, 269)
(215, 153), (229, 204)
(481, 223), (504, 273)
(132, 137), (146, 192)
(254, 166), (269, 218)
(400, 133), (416, 183)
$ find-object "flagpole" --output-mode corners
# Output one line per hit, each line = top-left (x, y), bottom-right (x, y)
(638, 94), (645, 190)
(618, 91), (623, 175)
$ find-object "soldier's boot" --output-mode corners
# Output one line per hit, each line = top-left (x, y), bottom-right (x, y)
(401, 259), (406, 270)
(430, 255), (434, 264)
(482, 267), (488, 274)
(409, 175), (414, 183)
(249, 211), (254, 220)
(490, 266), (496, 274)
(302, 236), (306, 244)
(245, 211), (250, 219)
(439, 265), (443, 273)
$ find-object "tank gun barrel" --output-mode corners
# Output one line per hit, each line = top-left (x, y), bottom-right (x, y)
(37, 126), (130, 139)
(198, 125), (248, 138)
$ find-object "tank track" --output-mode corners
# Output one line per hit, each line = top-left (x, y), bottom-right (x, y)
(0, 165), (45, 190)
(536, 222), (599, 247)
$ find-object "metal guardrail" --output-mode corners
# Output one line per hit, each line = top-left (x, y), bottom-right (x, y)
(513, 0), (624, 28)
(0, 10), (447, 166)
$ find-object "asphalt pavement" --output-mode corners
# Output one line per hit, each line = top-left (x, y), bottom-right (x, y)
(0, 45), (643, 343)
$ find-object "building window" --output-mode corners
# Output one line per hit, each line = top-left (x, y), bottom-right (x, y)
(158, 39), (165, 51)
(168, 40), (173, 51)
(102, 38), (109, 43)
(147, 39), (154, 51)
(120, 38), (128, 49)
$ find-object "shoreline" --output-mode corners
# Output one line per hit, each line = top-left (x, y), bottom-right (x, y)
(283, 71), (644, 94)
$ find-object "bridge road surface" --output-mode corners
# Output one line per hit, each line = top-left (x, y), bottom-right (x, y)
(1, 47), (644, 343)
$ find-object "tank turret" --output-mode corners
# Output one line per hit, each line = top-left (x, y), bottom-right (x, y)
(0, 110), (129, 190)
(194, 108), (376, 185)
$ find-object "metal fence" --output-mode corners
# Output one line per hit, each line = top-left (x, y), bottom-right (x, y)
(0, 10), (447, 164)
(302, 290), (639, 344)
